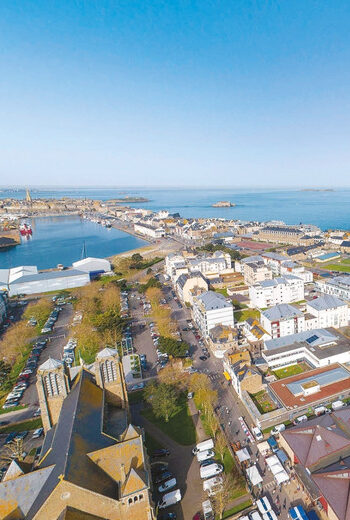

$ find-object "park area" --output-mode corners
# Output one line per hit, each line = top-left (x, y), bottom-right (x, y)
(273, 362), (310, 379)
(322, 258), (350, 272)
(250, 390), (278, 414)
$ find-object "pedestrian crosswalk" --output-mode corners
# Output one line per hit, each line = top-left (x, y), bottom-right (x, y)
(263, 479), (276, 491)
(208, 373), (221, 381)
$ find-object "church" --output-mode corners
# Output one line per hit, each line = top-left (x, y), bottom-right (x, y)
(0, 347), (155, 520)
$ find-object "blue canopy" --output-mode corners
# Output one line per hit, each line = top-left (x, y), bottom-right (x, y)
(288, 506), (309, 520)
(276, 448), (288, 465)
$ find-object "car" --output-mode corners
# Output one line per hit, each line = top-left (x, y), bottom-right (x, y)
(154, 471), (174, 484)
(199, 356), (208, 361)
(4, 432), (17, 444)
(3, 400), (19, 409)
(15, 431), (28, 441)
(158, 477), (177, 493)
(32, 427), (44, 439)
(200, 459), (217, 468)
(152, 448), (170, 458)
(0, 420), (9, 426)
(33, 408), (41, 417)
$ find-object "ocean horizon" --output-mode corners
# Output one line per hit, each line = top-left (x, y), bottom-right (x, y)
(0, 187), (349, 230)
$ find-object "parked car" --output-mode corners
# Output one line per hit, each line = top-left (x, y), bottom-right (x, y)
(15, 431), (28, 441)
(154, 471), (174, 485)
(152, 448), (170, 458)
(158, 477), (177, 493)
(32, 428), (44, 439)
(4, 432), (17, 444)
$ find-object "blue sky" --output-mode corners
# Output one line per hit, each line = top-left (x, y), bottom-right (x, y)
(1, 0), (350, 187)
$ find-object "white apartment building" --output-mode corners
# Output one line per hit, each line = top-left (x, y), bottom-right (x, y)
(134, 223), (165, 239)
(280, 261), (313, 283)
(249, 275), (305, 308)
(165, 253), (189, 282)
(261, 303), (305, 339)
(242, 260), (272, 286)
(192, 291), (234, 338)
(261, 252), (288, 275)
(306, 294), (349, 329)
(316, 275), (350, 301)
(188, 251), (232, 276)
(262, 329), (350, 370)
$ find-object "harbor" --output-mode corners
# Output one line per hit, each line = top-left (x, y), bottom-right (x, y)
(0, 215), (147, 270)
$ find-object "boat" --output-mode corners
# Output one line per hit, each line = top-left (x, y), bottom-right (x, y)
(212, 201), (236, 208)
(19, 223), (33, 236)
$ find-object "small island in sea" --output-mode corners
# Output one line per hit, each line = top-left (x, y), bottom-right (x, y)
(212, 200), (236, 207)
(111, 196), (150, 203)
(299, 188), (334, 192)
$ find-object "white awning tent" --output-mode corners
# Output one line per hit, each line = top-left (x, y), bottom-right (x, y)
(257, 441), (270, 454)
(266, 455), (290, 484)
(246, 464), (263, 486)
(236, 448), (251, 462)
(275, 470), (290, 484)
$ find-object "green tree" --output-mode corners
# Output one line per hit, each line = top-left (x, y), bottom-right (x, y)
(158, 336), (189, 358)
(131, 253), (143, 262)
(144, 382), (179, 422)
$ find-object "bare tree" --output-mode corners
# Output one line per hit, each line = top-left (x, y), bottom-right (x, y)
(215, 431), (228, 464)
(1, 438), (25, 464)
(206, 408), (220, 438)
(211, 474), (235, 520)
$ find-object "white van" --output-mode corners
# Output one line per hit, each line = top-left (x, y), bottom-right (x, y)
(263, 512), (278, 520)
(158, 489), (182, 509)
(202, 499), (214, 520)
(197, 449), (215, 462)
(314, 405), (327, 416)
(293, 414), (308, 425)
(332, 400), (345, 410)
(256, 496), (272, 514)
(271, 423), (286, 436)
(192, 438), (214, 455)
(200, 463), (223, 480)
(203, 475), (223, 496)
(252, 426), (263, 441)
(249, 511), (263, 520)
(158, 477), (177, 493)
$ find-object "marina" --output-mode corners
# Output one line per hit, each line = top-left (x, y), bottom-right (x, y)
(0, 215), (147, 270)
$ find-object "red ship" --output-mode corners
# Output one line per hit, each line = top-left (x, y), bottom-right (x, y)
(20, 223), (33, 236)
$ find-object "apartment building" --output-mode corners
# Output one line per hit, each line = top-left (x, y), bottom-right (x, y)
(134, 222), (165, 238)
(192, 290), (234, 337)
(188, 250), (232, 276)
(316, 275), (350, 301)
(249, 275), (305, 308)
(261, 303), (305, 339)
(241, 258), (273, 286)
(306, 294), (349, 329)
(280, 260), (313, 283)
(176, 272), (208, 305)
(260, 252), (288, 275)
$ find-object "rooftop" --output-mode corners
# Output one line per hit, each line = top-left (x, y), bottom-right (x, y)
(262, 303), (303, 321)
(307, 294), (347, 312)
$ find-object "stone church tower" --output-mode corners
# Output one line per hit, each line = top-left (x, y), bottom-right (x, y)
(36, 358), (71, 432)
(95, 347), (129, 410)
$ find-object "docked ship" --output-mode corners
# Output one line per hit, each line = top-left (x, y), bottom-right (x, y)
(19, 222), (33, 236)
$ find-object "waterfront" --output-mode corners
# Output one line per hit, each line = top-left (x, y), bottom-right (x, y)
(1, 187), (350, 229)
(0, 216), (146, 270)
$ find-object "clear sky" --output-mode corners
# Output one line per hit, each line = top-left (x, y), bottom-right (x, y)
(1, 0), (350, 187)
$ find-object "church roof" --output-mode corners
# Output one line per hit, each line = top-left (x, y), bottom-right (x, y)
(122, 468), (147, 497)
(96, 347), (118, 359)
(38, 357), (63, 371)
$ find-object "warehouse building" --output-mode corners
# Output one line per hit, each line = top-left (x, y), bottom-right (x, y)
(8, 269), (90, 296)
(72, 257), (112, 278)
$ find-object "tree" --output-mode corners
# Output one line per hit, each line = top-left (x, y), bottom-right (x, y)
(158, 363), (188, 391)
(2, 438), (25, 464)
(100, 285), (121, 312)
(211, 474), (236, 520)
(215, 431), (228, 463)
(158, 336), (189, 358)
(197, 386), (218, 415)
(131, 253), (143, 263)
(206, 408), (220, 438)
(188, 373), (210, 393)
(144, 382), (179, 422)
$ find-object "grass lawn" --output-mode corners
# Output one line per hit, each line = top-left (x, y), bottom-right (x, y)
(323, 262), (350, 273)
(220, 499), (252, 519)
(273, 363), (309, 379)
(0, 417), (42, 434)
(250, 390), (277, 414)
(141, 398), (196, 446)
(0, 404), (29, 416)
(235, 308), (260, 323)
(215, 288), (229, 297)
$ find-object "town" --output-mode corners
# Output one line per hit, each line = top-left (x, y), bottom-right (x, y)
(1, 202), (350, 520)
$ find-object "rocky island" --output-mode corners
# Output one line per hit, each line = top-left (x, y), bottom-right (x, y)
(212, 200), (236, 207)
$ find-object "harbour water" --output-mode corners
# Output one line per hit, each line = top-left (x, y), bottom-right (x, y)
(1, 187), (350, 229)
(0, 216), (146, 270)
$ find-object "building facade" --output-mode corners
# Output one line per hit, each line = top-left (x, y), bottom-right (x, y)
(192, 290), (234, 337)
(249, 275), (305, 309)
(261, 303), (305, 339)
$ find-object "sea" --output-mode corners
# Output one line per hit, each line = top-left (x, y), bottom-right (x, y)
(0, 187), (349, 269)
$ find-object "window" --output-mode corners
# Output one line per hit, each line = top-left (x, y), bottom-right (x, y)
(44, 373), (61, 396)
(128, 498), (132, 505)
(139, 494), (144, 501)
(101, 360), (117, 383)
